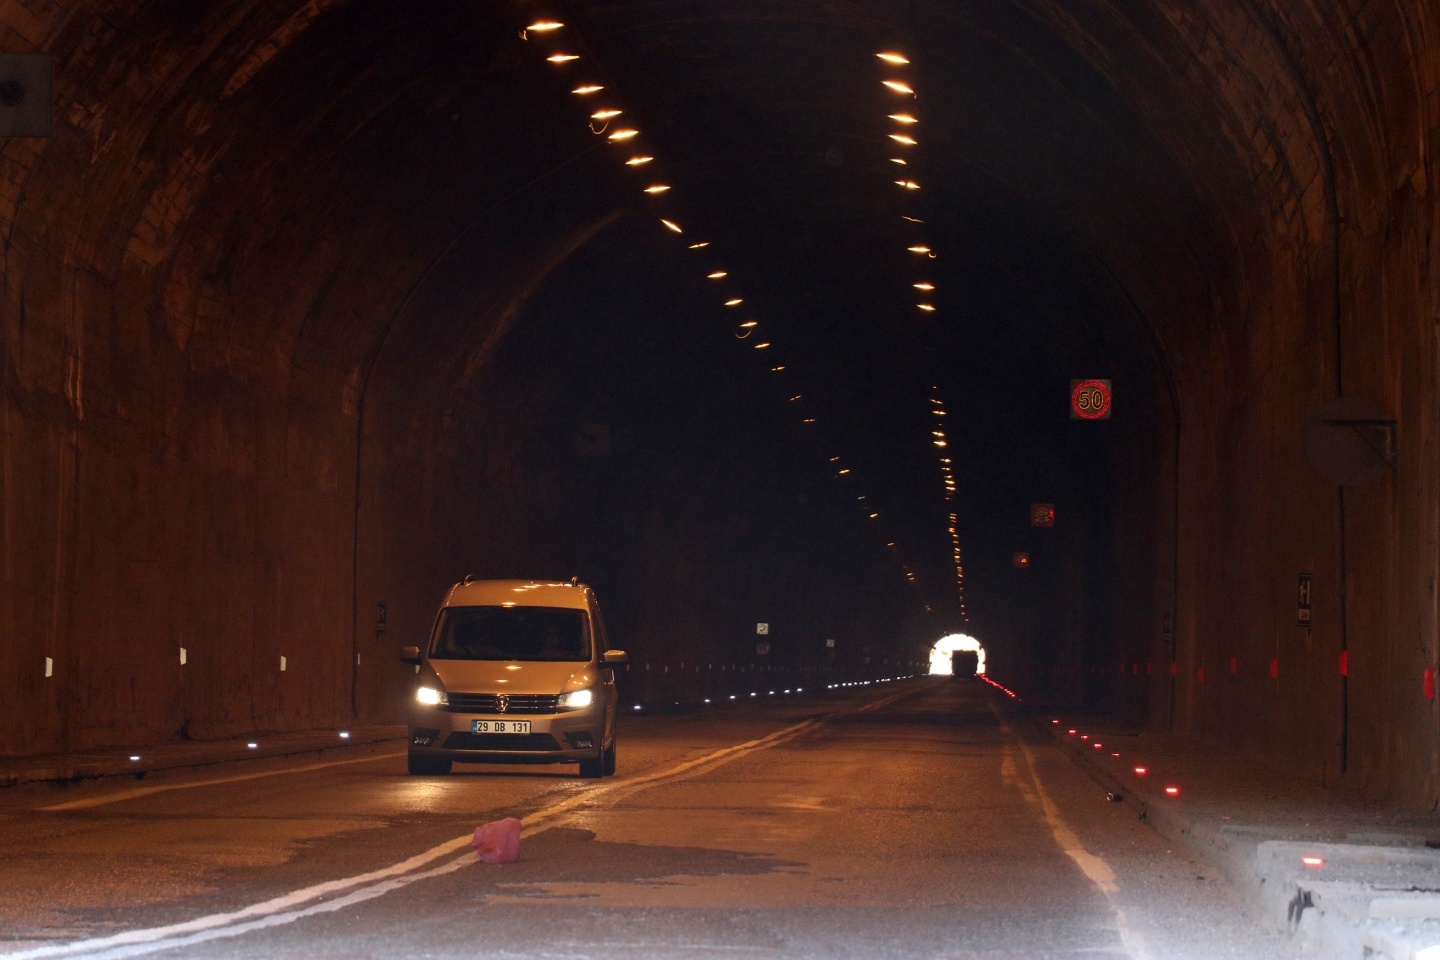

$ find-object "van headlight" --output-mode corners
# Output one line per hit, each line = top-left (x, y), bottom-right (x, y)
(416, 685), (447, 706)
(557, 688), (593, 709)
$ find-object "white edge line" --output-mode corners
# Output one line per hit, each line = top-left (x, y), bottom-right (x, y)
(38, 749), (407, 811)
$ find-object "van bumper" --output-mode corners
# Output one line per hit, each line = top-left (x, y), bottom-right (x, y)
(407, 702), (605, 763)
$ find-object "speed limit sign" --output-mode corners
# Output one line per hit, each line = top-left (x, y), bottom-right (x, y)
(1070, 379), (1112, 420)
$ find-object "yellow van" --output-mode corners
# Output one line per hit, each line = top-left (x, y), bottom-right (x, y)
(400, 578), (628, 777)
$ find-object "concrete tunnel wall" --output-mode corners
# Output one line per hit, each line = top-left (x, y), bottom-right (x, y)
(0, 0), (1438, 805)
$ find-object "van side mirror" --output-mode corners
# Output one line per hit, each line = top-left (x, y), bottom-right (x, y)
(602, 650), (629, 666)
(400, 645), (422, 665)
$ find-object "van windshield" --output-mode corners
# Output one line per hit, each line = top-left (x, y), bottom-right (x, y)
(429, 606), (590, 662)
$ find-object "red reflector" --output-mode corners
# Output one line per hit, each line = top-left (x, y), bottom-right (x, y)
(1093, 743), (1103, 749)
(1134, 766), (1147, 775)
(1338, 651), (1348, 677)
(1301, 857), (1324, 868)
(1164, 786), (1180, 796)
(1426, 669), (1436, 700)
(1197, 667), (1204, 684)
(1170, 662), (1177, 676)
(1068, 729), (1077, 735)
(1229, 657), (1238, 675)
(1146, 662), (1152, 675)
(1269, 657), (1279, 679)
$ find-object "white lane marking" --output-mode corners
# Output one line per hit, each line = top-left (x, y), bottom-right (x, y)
(4, 689), (915, 960)
(998, 713), (1150, 960)
(38, 749), (407, 811)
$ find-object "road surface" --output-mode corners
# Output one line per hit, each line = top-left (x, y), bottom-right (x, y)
(0, 679), (1294, 959)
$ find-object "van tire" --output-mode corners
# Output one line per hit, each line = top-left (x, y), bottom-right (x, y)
(407, 753), (452, 776)
(602, 741), (617, 776)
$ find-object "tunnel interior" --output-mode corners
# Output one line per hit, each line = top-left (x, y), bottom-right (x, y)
(2, 1), (1437, 804)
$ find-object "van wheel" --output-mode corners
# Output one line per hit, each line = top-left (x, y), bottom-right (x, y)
(578, 753), (605, 778)
(407, 753), (452, 776)
(602, 741), (617, 777)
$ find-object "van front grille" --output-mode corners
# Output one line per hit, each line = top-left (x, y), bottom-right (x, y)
(442, 732), (561, 752)
(446, 693), (560, 714)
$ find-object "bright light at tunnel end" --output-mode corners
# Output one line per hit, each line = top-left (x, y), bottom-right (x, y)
(928, 633), (986, 676)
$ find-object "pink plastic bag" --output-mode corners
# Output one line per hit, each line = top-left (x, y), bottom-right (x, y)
(472, 817), (522, 863)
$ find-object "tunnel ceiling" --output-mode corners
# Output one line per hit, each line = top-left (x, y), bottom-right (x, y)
(7, 0), (1330, 631)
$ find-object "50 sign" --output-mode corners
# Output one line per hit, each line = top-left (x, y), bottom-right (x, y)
(1070, 379), (1112, 420)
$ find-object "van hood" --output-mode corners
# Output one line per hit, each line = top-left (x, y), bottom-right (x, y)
(429, 659), (594, 696)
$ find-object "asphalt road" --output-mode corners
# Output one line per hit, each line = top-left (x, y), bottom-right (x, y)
(0, 679), (1296, 959)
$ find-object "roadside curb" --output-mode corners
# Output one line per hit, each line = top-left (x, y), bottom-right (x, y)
(1037, 717), (1440, 959)
(0, 724), (407, 790)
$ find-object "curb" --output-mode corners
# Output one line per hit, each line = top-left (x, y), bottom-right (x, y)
(1039, 717), (1440, 959)
(0, 725), (407, 789)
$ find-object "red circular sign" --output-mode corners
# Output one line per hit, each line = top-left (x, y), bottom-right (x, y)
(1071, 380), (1112, 420)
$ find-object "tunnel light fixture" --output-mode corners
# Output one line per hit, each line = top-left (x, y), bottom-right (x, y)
(707, 271), (728, 279)
(625, 156), (654, 165)
(643, 184), (671, 193)
(687, 241), (709, 249)
(591, 109), (622, 120)
(247, 742), (258, 749)
(725, 298), (743, 306)
(129, 755), (141, 761)
(889, 134), (917, 145)
(882, 80), (915, 94)
(1302, 857), (1325, 868)
(902, 215), (924, 223)
(1164, 786), (1180, 796)
(933, 440), (947, 448)
(1134, 766), (1147, 775)
(527, 21), (564, 32)
(660, 219), (683, 233)
(890, 158), (908, 164)
(907, 245), (931, 254)
(788, 394), (802, 402)
(895, 180), (920, 189)
(339, 731), (351, 738)
(914, 282), (935, 290)
(739, 320), (758, 328)
(917, 303), (936, 311)
(572, 84), (604, 94)
(754, 342), (771, 349)
(771, 365), (786, 372)
(876, 52), (910, 64)
(838, 468), (851, 475)
(607, 128), (639, 141)
(547, 53), (580, 63)
(889, 113), (918, 124)
(869, 513), (879, 519)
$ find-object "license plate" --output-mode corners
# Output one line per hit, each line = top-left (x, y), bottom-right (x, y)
(472, 720), (531, 734)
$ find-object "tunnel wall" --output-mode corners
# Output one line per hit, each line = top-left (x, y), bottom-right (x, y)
(1049, 0), (1440, 802)
(1, 0), (1438, 811)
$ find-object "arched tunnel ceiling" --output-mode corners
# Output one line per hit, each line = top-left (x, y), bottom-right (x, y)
(8, 0), (1335, 630)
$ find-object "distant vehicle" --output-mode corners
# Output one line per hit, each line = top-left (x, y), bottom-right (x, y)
(951, 649), (979, 679)
(401, 578), (628, 778)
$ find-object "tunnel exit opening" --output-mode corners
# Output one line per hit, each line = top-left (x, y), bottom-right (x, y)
(929, 634), (986, 676)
